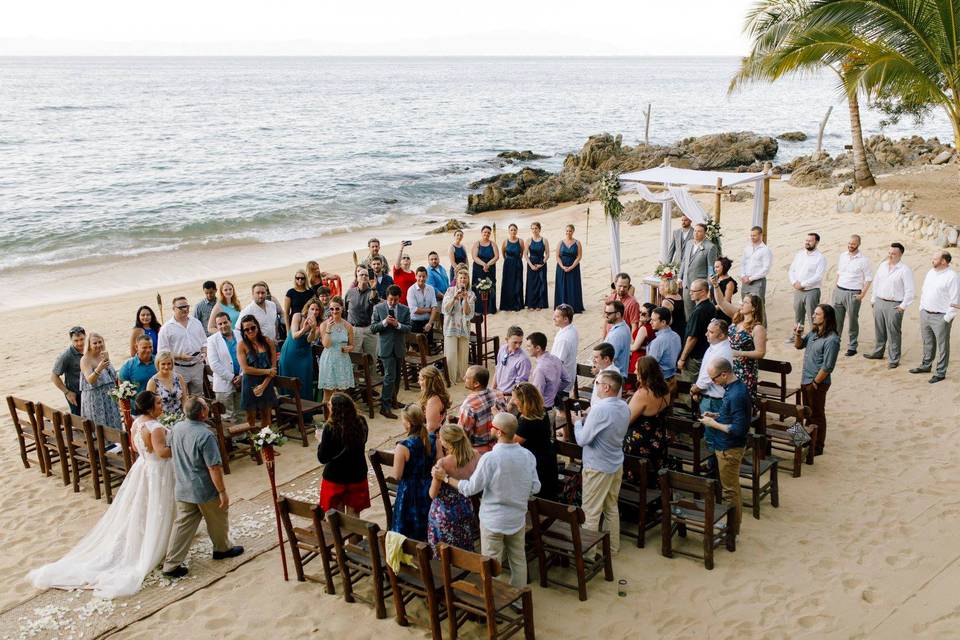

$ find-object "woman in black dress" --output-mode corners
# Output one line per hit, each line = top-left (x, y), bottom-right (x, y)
(623, 356), (671, 486)
(658, 278), (686, 340)
(710, 256), (738, 324)
(524, 221), (549, 309)
(499, 223), (525, 311)
(512, 382), (558, 501)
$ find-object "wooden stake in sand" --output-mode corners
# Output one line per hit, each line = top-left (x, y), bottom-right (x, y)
(156, 293), (164, 323)
(262, 445), (289, 581)
(816, 106), (833, 155)
(352, 250), (358, 267)
(585, 207), (590, 246)
(643, 103), (652, 145)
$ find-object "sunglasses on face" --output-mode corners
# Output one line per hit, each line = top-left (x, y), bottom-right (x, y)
(175, 305), (189, 311)
(243, 326), (258, 333)
(329, 307), (342, 312)
(295, 276), (306, 281)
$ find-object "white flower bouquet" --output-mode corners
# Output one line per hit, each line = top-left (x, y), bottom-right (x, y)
(252, 426), (288, 450)
(108, 380), (139, 404)
(474, 278), (493, 293)
(654, 262), (679, 280)
(158, 411), (184, 428)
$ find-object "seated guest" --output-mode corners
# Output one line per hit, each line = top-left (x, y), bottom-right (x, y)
(574, 370), (630, 553)
(441, 269), (476, 383)
(624, 356), (671, 486)
(604, 299), (631, 376)
(418, 365), (451, 433)
(371, 256), (394, 298)
(590, 342), (619, 405)
(458, 365), (507, 453)
(699, 358), (751, 536)
(52, 326), (86, 414)
(147, 351), (186, 415)
(524, 331), (570, 414)
(391, 404), (434, 541)
(493, 326), (531, 397)
(628, 302), (656, 378)
(428, 424), (480, 556)
(129, 305), (161, 356)
(512, 382), (558, 501)
(690, 319), (734, 421)
(284, 270), (315, 334)
(80, 333), (123, 429)
(235, 282), (281, 344)
(119, 335), (158, 414)
(392, 246), (417, 306)
(426, 251), (450, 301)
(647, 306), (682, 392)
(437, 412), (540, 588)
(207, 311), (243, 422)
(193, 281), (218, 336)
(678, 279), (716, 381)
(316, 393), (370, 516)
(237, 315), (278, 430)
(207, 281), (241, 333)
(158, 296), (208, 396)
(407, 267), (439, 338)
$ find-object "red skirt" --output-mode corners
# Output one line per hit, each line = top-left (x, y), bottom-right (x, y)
(319, 478), (371, 513)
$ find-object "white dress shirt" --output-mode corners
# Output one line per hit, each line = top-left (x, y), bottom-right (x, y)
(235, 300), (280, 343)
(919, 267), (960, 317)
(788, 249), (827, 290)
(836, 251), (874, 290)
(550, 323), (580, 393)
(406, 283), (438, 321)
(695, 339), (734, 398)
(870, 260), (915, 307)
(457, 442), (540, 535)
(157, 317), (207, 362)
(741, 242), (773, 280)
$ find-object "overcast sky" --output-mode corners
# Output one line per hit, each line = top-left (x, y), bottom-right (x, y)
(2, 0), (757, 56)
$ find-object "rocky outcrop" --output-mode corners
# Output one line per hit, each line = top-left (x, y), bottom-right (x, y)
(427, 219), (470, 235)
(778, 131), (808, 141)
(497, 150), (548, 163)
(621, 199), (675, 225)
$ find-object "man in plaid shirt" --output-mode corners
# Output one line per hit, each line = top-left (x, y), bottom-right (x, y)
(458, 365), (507, 453)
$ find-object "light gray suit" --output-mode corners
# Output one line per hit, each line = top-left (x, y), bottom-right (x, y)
(370, 301), (412, 409)
(668, 226), (694, 267)
(679, 239), (718, 318)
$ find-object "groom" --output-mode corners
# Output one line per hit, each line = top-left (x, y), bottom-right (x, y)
(162, 395), (243, 578)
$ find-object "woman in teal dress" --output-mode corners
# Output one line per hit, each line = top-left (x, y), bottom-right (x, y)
(391, 405), (434, 541)
(317, 296), (355, 402)
(471, 225), (500, 315)
(524, 221), (549, 309)
(554, 224), (584, 313)
(79, 333), (123, 429)
(279, 298), (321, 401)
(207, 280), (242, 333)
(499, 224), (525, 311)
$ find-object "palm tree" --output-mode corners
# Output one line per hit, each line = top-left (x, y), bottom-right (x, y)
(730, 0), (877, 186)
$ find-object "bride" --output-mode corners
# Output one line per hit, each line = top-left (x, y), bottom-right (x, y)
(28, 390), (177, 599)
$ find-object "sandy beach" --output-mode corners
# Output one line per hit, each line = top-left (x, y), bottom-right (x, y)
(3, 172), (960, 639)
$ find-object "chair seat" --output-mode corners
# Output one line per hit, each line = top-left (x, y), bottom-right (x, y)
(451, 575), (523, 613)
(540, 522), (606, 554)
(671, 499), (733, 527)
(293, 523), (335, 552)
(278, 398), (323, 417)
(740, 457), (777, 477)
(619, 486), (661, 507)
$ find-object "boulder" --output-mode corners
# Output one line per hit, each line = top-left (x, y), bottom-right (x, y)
(932, 149), (955, 165)
(947, 227), (959, 246)
(666, 132), (778, 170)
(838, 181), (856, 196)
(427, 219), (469, 235)
(621, 199), (673, 225)
(497, 150), (548, 163)
(778, 131), (808, 141)
(724, 189), (754, 202)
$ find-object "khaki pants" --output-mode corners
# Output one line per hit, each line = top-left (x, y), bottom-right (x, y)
(480, 524), (527, 588)
(714, 448), (744, 535)
(443, 335), (470, 383)
(176, 364), (205, 397)
(581, 466), (623, 553)
(162, 498), (232, 572)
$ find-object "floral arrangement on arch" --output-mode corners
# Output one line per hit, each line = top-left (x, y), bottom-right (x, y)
(108, 380), (139, 404)
(597, 172), (624, 221)
(654, 262), (679, 280)
(704, 216), (723, 253)
(252, 426), (288, 450)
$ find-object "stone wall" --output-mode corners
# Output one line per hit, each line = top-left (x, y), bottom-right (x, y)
(836, 186), (959, 248)
(894, 211), (960, 248)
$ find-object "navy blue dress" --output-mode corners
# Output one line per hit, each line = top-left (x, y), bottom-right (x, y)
(450, 244), (468, 282)
(525, 239), (548, 309)
(500, 240), (524, 311)
(391, 435), (433, 541)
(554, 240), (584, 313)
(472, 242), (498, 315)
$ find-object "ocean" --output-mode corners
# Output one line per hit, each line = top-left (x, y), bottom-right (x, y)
(0, 56), (951, 282)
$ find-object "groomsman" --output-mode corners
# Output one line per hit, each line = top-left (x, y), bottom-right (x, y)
(910, 251), (959, 383)
(667, 215), (693, 266)
(679, 223), (718, 319)
(371, 285), (412, 417)
(864, 243), (913, 368)
(832, 234), (873, 356)
(740, 225), (773, 303)
(787, 232), (827, 340)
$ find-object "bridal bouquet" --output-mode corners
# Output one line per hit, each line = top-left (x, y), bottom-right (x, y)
(158, 412), (184, 428)
(654, 262), (679, 280)
(252, 426), (288, 450)
(108, 380), (139, 404)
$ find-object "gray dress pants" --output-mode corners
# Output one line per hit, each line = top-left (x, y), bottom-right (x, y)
(793, 288), (821, 328)
(920, 310), (952, 377)
(867, 299), (904, 364)
(832, 287), (862, 350)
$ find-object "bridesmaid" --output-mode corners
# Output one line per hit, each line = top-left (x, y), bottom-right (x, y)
(524, 221), (549, 309)
(471, 225), (500, 315)
(554, 224), (584, 313)
(448, 229), (468, 282)
(499, 224), (525, 311)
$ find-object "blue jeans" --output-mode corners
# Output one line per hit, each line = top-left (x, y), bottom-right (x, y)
(700, 395), (723, 451)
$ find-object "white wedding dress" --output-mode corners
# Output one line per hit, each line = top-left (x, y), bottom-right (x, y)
(28, 417), (177, 599)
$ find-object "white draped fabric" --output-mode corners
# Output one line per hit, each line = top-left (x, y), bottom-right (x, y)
(632, 183), (710, 261)
(608, 217), (621, 279)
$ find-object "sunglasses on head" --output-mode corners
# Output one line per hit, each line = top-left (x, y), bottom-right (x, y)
(69, 326), (85, 336)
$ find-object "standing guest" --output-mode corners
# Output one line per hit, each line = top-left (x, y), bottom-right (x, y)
(306, 260), (327, 295)
(315, 286), (332, 321)
(391, 404), (434, 541)
(438, 412), (540, 588)
(158, 297), (208, 396)
(234, 282), (280, 344)
(512, 382), (558, 501)
(551, 303), (579, 395)
(668, 214), (693, 266)
(407, 267), (439, 337)
(657, 278), (686, 339)
(358, 238), (383, 278)
(524, 221), (550, 309)
(129, 306), (161, 356)
(710, 257), (738, 323)
(689, 319), (734, 430)
(458, 365), (508, 453)
(678, 279), (716, 381)
(418, 365), (451, 433)
(472, 225), (500, 314)
(316, 393), (370, 516)
(793, 304), (840, 455)
(317, 296), (355, 402)
(524, 332), (571, 415)
(426, 251), (450, 301)
(589, 343), (620, 406)
(865, 243), (914, 369)
(716, 294), (767, 399)
(280, 298), (323, 399)
(392, 243), (417, 306)
(147, 352), (186, 415)
(647, 307), (682, 391)
(699, 358), (751, 536)
(284, 270), (315, 334)
(237, 315), (277, 430)
(493, 326), (531, 397)
(911, 250), (959, 383)
(119, 335), (158, 411)
(448, 229), (469, 283)
(371, 285), (411, 418)
(500, 223), (525, 311)
(832, 234), (874, 356)
(574, 370), (630, 553)
(207, 312), (242, 422)
(428, 424), (480, 556)
(554, 224), (584, 313)
(345, 265), (380, 364)
(624, 356), (672, 486)
(604, 300), (632, 377)
(52, 326), (86, 414)
(628, 303), (656, 377)
(740, 226), (773, 303)
(80, 333), (123, 429)
(441, 269), (475, 383)
(193, 281), (218, 336)
(371, 256), (394, 299)
(788, 232), (827, 339)
(207, 281), (241, 333)
(679, 223), (718, 319)
(262, 283), (286, 342)
(604, 273), (641, 337)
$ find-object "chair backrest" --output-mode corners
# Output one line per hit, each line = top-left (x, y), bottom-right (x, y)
(404, 332), (429, 361)
(202, 364), (215, 400)
(530, 496), (584, 525)
(278, 495), (327, 544)
(7, 396), (37, 434)
(659, 468), (716, 496)
(376, 530), (433, 583)
(758, 358), (792, 392)
(575, 363), (595, 397)
(438, 542), (501, 601)
(95, 421), (132, 470)
(664, 415), (703, 439)
(350, 351), (374, 379)
(368, 449), (397, 525)
(620, 454), (649, 492)
(274, 375), (302, 402)
(554, 438), (583, 464)
(63, 412), (97, 452)
(761, 398), (811, 424)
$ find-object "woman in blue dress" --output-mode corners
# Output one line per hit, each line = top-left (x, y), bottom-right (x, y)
(237, 315), (278, 430)
(391, 404), (434, 541)
(316, 296), (355, 402)
(129, 306), (160, 357)
(471, 225), (500, 315)
(524, 221), (550, 309)
(448, 229), (469, 282)
(554, 223), (585, 313)
(279, 298), (321, 401)
(207, 281), (242, 333)
(79, 333), (123, 429)
(499, 223), (525, 311)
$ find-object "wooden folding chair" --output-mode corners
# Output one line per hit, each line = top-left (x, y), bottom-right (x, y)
(528, 497), (613, 602)
(63, 413), (102, 499)
(368, 449), (398, 527)
(671, 379), (701, 420)
(665, 415), (714, 476)
(377, 531), (446, 640)
(554, 438), (583, 506)
(618, 454), (661, 548)
(274, 375), (323, 446)
(96, 422), (133, 504)
(326, 510), (390, 619)
(658, 469), (735, 570)
(760, 399), (816, 477)
(757, 358), (802, 407)
(469, 315), (499, 368)
(208, 400), (263, 471)
(350, 352), (382, 419)
(35, 403), (70, 484)
(571, 363), (596, 405)
(739, 412), (780, 519)
(6, 396), (42, 472)
(277, 496), (338, 594)
(403, 333), (451, 390)
(438, 543), (535, 640)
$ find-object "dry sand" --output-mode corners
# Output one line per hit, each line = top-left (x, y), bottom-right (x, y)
(2, 176), (960, 639)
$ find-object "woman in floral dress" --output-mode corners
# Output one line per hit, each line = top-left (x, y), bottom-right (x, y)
(427, 424), (479, 556)
(716, 293), (767, 401)
(317, 296), (354, 402)
(623, 356), (672, 485)
(79, 333), (123, 429)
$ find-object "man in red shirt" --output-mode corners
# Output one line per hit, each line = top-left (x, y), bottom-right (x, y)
(603, 272), (640, 337)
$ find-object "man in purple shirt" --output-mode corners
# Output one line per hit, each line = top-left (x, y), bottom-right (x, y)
(524, 331), (571, 410)
(493, 325), (531, 396)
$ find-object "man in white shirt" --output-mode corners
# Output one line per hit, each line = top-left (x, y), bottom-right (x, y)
(909, 251), (960, 383)
(158, 296), (208, 395)
(590, 343), (620, 406)
(550, 303), (579, 394)
(235, 281), (280, 344)
(832, 234), (873, 356)
(788, 232), (827, 340)
(406, 267), (439, 342)
(689, 319), (734, 416)
(865, 242), (914, 368)
(740, 225), (773, 304)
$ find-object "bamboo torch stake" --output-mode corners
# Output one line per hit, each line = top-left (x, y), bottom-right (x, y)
(585, 207), (590, 246)
(156, 293), (164, 323)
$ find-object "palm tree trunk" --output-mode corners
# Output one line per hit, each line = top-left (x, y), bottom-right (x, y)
(847, 89), (876, 187)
